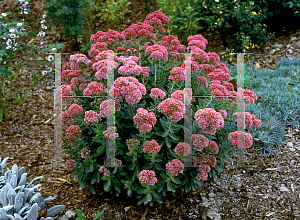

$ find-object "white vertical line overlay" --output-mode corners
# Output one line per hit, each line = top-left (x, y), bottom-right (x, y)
(237, 53), (246, 167)
(183, 53), (195, 168)
(54, 53), (63, 168)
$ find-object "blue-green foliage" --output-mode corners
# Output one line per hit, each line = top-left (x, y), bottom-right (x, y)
(0, 157), (66, 220)
(226, 57), (300, 156)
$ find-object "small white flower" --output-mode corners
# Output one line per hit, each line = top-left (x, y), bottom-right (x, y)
(43, 14), (47, 19)
(9, 29), (15, 33)
(47, 55), (54, 61)
(6, 39), (12, 45)
(1, 13), (7, 17)
(24, 11), (28, 15)
(42, 70), (48, 75)
(4, 61), (6, 64)
(17, 22), (22, 27)
(219, 11), (223, 14)
(234, 0), (236, 2)
(38, 31), (45, 37)
(14, 43), (19, 47)
(40, 42), (44, 45)
(252, 2), (254, 5)
(41, 20), (46, 24)
(6, 45), (11, 50)
(47, 67), (52, 72)
(41, 25), (47, 29)
(19, 0), (24, 3)
(295, 11), (299, 14)
(204, 6), (207, 9)
(52, 48), (57, 52)
(215, 0), (219, 2)
(9, 34), (16, 39)
(215, 22), (218, 25)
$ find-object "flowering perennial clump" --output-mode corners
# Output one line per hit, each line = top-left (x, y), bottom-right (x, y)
(59, 10), (262, 206)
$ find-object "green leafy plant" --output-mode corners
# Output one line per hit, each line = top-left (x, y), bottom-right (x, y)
(0, 0), (65, 122)
(45, 0), (90, 51)
(282, 0), (300, 16)
(75, 209), (104, 220)
(59, 10), (262, 206)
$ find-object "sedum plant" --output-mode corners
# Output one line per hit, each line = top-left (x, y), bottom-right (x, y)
(58, 10), (262, 206)
(0, 157), (66, 220)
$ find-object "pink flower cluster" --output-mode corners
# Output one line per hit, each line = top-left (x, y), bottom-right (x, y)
(65, 159), (75, 172)
(108, 76), (146, 105)
(166, 159), (184, 176)
(70, 77), (83, 90)
(103, 126), (119, 140)
(191, 134), (210, 151)
(169, 67), (186, 83)
(143, 140), (161, 155)
(112, 158), (122, 166)
(219, 110), (227, 119)
(118, 56), (150, 77)
(93, 58), (119, 80)
(121, 21), (155, 40)
(150, 88), (166, 100)
(145, 44), (168, 61)
(158, 35), (186, 54)
(187, 35), (208, 50)
(188, 46), (210, 64)
(61, 103), (83, 126)
(174, 142), (191, 157)
(139, 170), (158, 186)
(88, 42), (110, 58)
(65, 125), (82, 143)
(60, 85), (71, 96)
(126, 138), (141, 151)
(195, 76), (208, 88)
(99, 166), (110, 176)
(228, 131), (253, 149)
(206, 141), (219, 154)
(90, 29), (125, 44)
(196, 164), (211, 181)
(69, 54), (92, 69)
(83, 81), (107, 97)
(232, 112), (262, 129)
(84, 110), (101, 125)
(157, 98), (185, 123)
(133, 108), (157, 134)
(171, 89), (192, 105)
(61, 69), (83, 82)
(99, 99), (121, 118)
(145, 10), (170, 26)
(194, 108), (225, 135)
(192, 153), (217, 167)
(81, 147), (91, 159)
(209, 81), (232, 100)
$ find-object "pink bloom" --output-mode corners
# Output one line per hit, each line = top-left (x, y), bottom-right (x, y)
(99, 166), (110, 176)
(196, 164), (211, 181)
(133, 108), (157, 133)
(65, 125), (82, 143)
(166, 159), (184, 176)
(196, 76), (208, 87)
(191, 134), (210, 151)
(199, 64), (216, 75)
(232, 112), (261, 129)
(103, 126), (119, 140)
(169, 67), (186, 83)
(206, 141), (219, 154)
(194, 108), (225, 136)
(157, 98), (185, 123)
(65, 160), (75, 172)
(171, 89), (192, 105)
(99, 99), (121, 118)
(61, 85), (71, 96)
(112, 158), (122, 166)
(68, 104), (83, 117)
(143, 140), (161, 155)
(84, 110), (101, 125)
(83, 81), (107, 96)
(219, 110), (227, 119)
(175, 142), (191, 157)
(228, 131), (253, 149)
(139, 170), (158, 186)
(81, 147), (91, 159)
(150, 88), (166, 100)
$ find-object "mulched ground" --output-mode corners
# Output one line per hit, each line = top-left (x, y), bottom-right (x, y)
(1, 0), (300, 219)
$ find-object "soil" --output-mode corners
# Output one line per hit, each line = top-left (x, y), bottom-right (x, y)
(0, 0), (300, 219)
